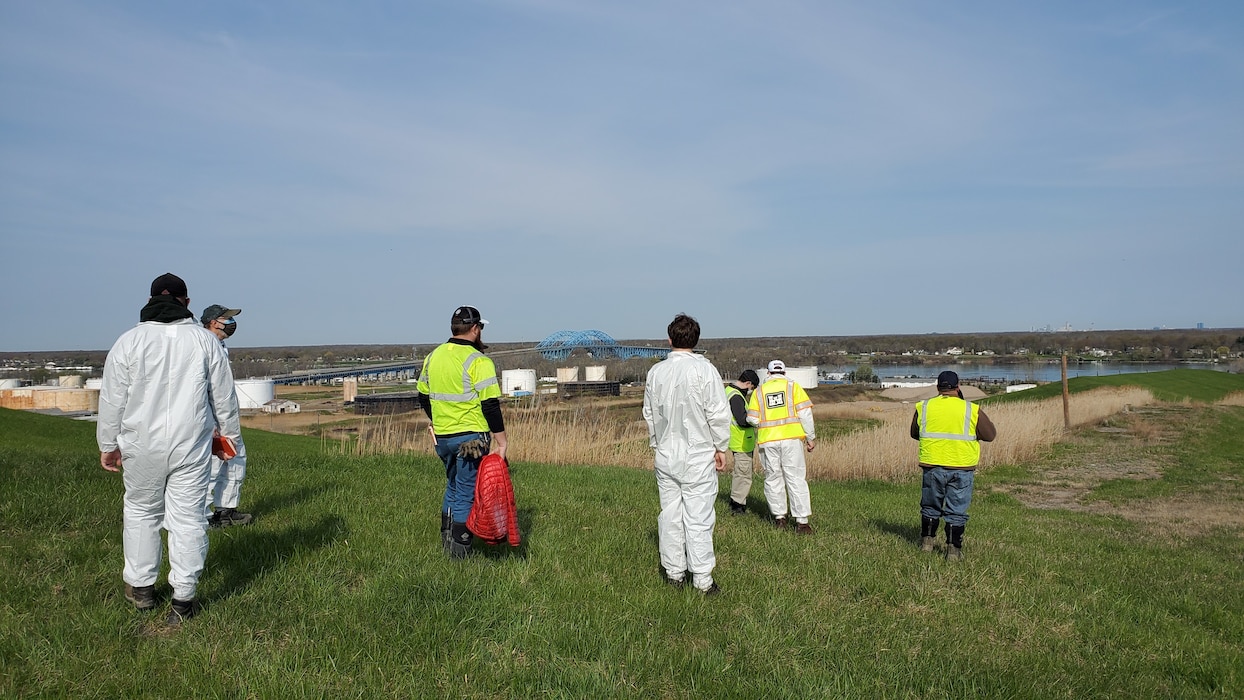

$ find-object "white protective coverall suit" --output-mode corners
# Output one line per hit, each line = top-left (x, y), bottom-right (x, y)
(206, 343), (247, 515)
(97, 318), (240, 602)
(642, 351), (731, 591)
(206, 438), (247, 512)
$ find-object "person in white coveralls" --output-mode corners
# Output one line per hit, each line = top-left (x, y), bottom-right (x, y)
(642, 313), (732, 595)
(200, 303), (252, 528)
(97, 273), (241, 626)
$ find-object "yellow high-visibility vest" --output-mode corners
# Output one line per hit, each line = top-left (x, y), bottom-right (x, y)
(725, 385), (756, 453)
(746, 376), (812, 444)
(416, 341), (500, 435)
(916, 395), (981, 467)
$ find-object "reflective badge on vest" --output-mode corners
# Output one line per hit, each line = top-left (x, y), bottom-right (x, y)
(765, 392), (786, 409)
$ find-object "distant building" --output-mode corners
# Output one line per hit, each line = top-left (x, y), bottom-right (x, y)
(882, 380), (935, 389)
(262, 399), (301, 414)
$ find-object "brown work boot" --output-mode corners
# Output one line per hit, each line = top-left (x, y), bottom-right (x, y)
(795, 522), (813, 535)
(773, 517), (787, 529)
(921, 537), (937, 552)
(124, 584), (156, 611)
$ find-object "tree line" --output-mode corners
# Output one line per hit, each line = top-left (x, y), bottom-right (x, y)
(3, 329), (1240, 383)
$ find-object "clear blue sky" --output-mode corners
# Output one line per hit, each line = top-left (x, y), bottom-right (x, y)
(2, 1), (1241, 351)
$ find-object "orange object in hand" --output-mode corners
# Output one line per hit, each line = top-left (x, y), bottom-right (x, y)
(212, 435), (237, 460)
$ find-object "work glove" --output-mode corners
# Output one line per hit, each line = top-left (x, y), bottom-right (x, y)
(457, 438), (489, 460)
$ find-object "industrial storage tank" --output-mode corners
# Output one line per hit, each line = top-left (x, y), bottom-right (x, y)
(0, 379), (21, 389)
(786, 366), (818, 390)
(58, 375), (84, 388)
(85, 378), (103, 390)
(234, 379), (275, 410)
(758, 366), (819, 390)
(556, 367), (580, 383)
(584, 365), (606, 382)
(0, 386), (98, 412)
(502, 369), (537, 396)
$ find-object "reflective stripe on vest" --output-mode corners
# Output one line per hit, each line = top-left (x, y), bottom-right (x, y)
(918, 396), (981, 468)
(425, 351), (487, 402)
(418, 343), (498, 435)
(919, 399), (977, 441)
(725, 384), (757, 453)
(753, 378), (808, 443)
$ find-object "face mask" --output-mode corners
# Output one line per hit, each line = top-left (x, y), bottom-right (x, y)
(222, 320), (237, 338)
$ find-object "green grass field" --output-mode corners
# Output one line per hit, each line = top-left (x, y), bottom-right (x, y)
(2, 371), (1242, 698)
(985, 367), (1244, 403)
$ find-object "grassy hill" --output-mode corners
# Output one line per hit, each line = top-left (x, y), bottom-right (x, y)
(985, 368), (1244, 404)
(2, 394), (1242, 697)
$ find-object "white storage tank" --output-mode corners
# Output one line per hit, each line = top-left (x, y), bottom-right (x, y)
(585, 365), (606, 382)
(556, 367), (579, 383)
(235, 378), (275, 410)
(502, 369), (537, 396)
(85, 378), (103, 390)
(58, 375), (84, 388)
(758, 366), (818, 389)
(0, 379), (21, 389)
(787, 366), (818, 389)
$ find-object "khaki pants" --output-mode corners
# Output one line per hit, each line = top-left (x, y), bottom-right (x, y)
(729, 450), (755, 505)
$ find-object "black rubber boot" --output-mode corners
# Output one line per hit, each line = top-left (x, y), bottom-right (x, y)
(920, 517), (940, 552)
(166, 598), (199, 626)
(449, 521), (473, 560)
(946, 524), (965, 561)
(440, 513), (452, 554)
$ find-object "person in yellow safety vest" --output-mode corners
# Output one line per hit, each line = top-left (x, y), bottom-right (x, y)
(746, 360), (816, 534)
(909, 371), (997, 561)
(725, 370), (760, 515)
(417, 306), (507, 559)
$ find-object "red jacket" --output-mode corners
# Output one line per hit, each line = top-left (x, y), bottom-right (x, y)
(467, 454), (521, 547)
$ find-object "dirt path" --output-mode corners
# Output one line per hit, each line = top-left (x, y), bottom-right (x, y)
(988, 405), (1244, 534)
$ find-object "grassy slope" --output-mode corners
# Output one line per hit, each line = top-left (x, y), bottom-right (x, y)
(985, 368), (1244, 404)
(2, 383), (1242, 697)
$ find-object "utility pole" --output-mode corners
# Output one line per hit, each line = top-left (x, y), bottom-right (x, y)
(1061, 353), (1070, 430)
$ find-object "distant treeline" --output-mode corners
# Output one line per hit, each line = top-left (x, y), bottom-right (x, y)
(3, 329), (1241, 384)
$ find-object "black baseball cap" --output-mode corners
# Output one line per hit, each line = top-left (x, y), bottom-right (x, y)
(452, 306), (489, 326)
(150, 273), (188, 297)
(200, 305), (241, 324)
(937, 371), (960, 390)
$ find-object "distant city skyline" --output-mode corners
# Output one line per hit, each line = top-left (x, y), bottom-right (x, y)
(2, 2), (1242, 351)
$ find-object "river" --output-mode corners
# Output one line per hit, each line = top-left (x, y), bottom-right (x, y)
(830, 361), (1230, 384)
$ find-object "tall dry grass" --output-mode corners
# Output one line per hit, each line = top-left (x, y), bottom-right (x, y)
(806, 387), (1157, 481)
(340, 402), (653, 468)
(344, 387), (1158, 482)
(503, 404), (651, 467)
(1218, 391), (1244, 407)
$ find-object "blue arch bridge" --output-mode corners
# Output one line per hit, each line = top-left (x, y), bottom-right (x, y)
(532, 330), (668, 361)
(270, 329), (667, 384)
